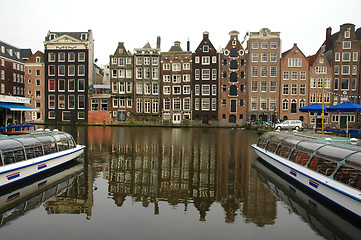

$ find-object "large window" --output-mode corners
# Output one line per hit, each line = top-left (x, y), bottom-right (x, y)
(288, 58), (302, 67)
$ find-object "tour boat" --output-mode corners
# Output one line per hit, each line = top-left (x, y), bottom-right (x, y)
(252, 131), (361, 219)
(0, 129), (85, 188)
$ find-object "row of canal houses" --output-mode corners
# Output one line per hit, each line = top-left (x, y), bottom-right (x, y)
(1, 23), (360, 128)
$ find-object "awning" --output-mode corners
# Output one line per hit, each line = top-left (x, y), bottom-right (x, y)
(0, 103), (38, 111)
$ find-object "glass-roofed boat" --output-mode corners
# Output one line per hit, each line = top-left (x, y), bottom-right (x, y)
(252, 131), (361, 219)
(0, 129), (85, 188)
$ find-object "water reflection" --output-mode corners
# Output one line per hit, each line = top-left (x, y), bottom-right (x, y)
(77, 126), (276, 225)
(253, 158), (361, 240)
(0, 161), (84, 227)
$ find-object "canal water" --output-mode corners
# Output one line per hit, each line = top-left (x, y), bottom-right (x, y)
(0, 126), (360, 240)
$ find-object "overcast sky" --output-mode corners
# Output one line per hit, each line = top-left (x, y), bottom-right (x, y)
(1, 0), (360, 66)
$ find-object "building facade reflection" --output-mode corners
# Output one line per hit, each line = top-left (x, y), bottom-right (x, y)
(90, 127), (277, 225)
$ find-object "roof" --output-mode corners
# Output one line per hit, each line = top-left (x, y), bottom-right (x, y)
(0, 40), (26, 63)
(308, 53), (318, 66)
(45, 31), (91, 41)
(169, 45), (183, 52)
(20, 49), (33, 60)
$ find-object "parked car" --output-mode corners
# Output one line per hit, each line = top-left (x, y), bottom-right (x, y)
(275, 120), (303, 130)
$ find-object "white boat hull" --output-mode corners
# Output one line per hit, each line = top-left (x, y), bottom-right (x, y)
(252, 144), (361, 218)
(0, 145), (85, 188)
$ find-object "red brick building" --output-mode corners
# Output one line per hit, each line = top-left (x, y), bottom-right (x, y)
(219, 31), (247, 126)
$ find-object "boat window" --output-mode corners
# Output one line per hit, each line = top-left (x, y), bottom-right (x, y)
(308, 156), (338, 176)
(281, 137), (303, 147)
(63, 133), (76, 148)
(52, 133), (71, 151)
(0, 139), (23, 151)
(0, 139), (26, 164)
(257, 138), (268, 149)
(265, 141), (278, 153)
(334, 165), (361, 190)
(289, 150), (310, 166)
(15, 137), (43, 160)
(276, 145), (293, 159)
(345, 152), (361, 170)
(36, 136), (57, 155)
(316, 145), (356, 162)
(295, 141), (325, 154)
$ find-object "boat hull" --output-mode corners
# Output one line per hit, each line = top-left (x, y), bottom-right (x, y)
(0, 145), (85, 189)
(252, 144), (361, 219)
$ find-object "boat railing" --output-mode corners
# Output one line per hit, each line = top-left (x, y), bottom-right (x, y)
(0, 124), (36, 133)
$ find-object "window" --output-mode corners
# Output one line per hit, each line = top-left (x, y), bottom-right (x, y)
(173, 86), (181, 95)
(78, 52), (85, 62)
(353, 52), (358, 62)
(172, 63), (181, 71)
(251, 97), (257, 110)
(68, 65), (75, 76)
(136, 67), (142, 79)
(261, 42), (268, 49)
(78, 65), (85, 76)
(202, 69), (210, 80)
(342, 52), (351, 61)
(343, 41), (351, 49)
(291, 71), (298, 80)
(78, 79), (85, 91)
(334, 78), (339, 90)
(172, 75), (181, 83)
(269, 97), (276, 110)
(58, 79), (65, 91)
(58, 53), (65, 62)
(212, 69), (217, 80)
(68, 52), (75, 62)
(173, 99), (181, 110)
(183, 85), (191, 94)
(183, 98), (190, 110)
(201, 98), (210, 111)
(49, 79), (55, 91)
(195, 69), (200, 80)
(261, 81), (267, 92)
(291, 84), (297, 95)
(152, 83), (158, 95)
(163, 86), (171, 95)
(270, 81), (277, 92)
(288, 58), (302, 67)
(195, 98), (199, 110)
(282, 99), (289, 110)
(342, 65), (350, 75)
(58, 95), (65, 109)
(335, 65), (340, 75)
(230, 60), (238, 69)
(352, 65), (357, 75)
(164, 99), (171, 111)
(230, 85), (237, 96)
(48, 95), (55, 109)
(270, 42), (277, 49)
(252, 53), (259, 62)
(183, 63), (190, 70)
(283, 71), (289, 80)
(78, 95), (85, 109)
(144, 67), (151, 79)
(283, 84), (289, 95)
(260, 97), (267, 110)
(251, 66), (258, 77)
(48, 65), (55, 76)
(270, 66), (277, 77)
(163, 75), (170, 82)
(261, 66), (267, 77)
(203, 45), (209, 52)
(270, 53), (277, 62)
(162, 64), (170, 71)
(300, 84), (306, 95)
(195, 85), (200, 95)
(261, 53), (268, 62)
(341, 78), (349, 90)
(202, 56), (210, 65)
(48, 53), (56, 62)
(352, 78), (357, 91)
(183, 74), (191, 82)
(251, 81), (258, 92)
(202, 85), (210, 95)
(252, 42), (259, 49)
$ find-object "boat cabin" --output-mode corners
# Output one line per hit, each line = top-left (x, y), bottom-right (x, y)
(257, 132), (361, 190)
(0, 131), (77, 166)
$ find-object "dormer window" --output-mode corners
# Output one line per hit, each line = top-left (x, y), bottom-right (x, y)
(81, 33), (88, 40)
(17, 52), (20, 58)
(345, 30), (350, 38)
(203, 45), (209, 52)
(36, 57), (41, 63)
(9, 49), (13, 56)
(49, 34), (56, 40)
(1, 46), (4, 53)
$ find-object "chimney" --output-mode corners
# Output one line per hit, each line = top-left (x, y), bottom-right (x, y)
(325, 27), (332, 52)
(174, 41), (181, 47)
(203, 31), (209, 40)
(229, 30), (239, 40)
(187, 38), (190, 51)
(157, 36), (161, 49)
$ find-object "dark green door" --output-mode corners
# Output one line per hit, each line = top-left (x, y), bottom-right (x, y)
(340, 116), (347, 128)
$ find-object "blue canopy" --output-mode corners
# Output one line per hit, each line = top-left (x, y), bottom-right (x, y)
(299, 103), (327, 113)
(0, 103), (36, 111)
(327, 101), (361, 113)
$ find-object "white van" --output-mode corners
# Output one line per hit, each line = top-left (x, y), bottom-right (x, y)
(275, 120), (303, 130)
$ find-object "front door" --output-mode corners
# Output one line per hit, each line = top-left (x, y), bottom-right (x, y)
(340, 116), (347, 128)
(172, 113), (181, 124)
(202, 115), (209, 124)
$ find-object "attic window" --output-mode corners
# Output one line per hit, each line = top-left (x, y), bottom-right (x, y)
(119, 49), (124, 54)
(345, 30), (350, 39)
(49, 34), (56, 40)
(17, 52), (20, 58)
(81, 33), (87, 40)
(203, 45), (209, 52)
(9, 49), (13, 56)
(1, 46), (4, 53)
(36, 57), (41, 63)
(319, 58), (323, 63)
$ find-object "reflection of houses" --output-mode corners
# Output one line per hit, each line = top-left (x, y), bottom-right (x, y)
(104, 128), (276, 224)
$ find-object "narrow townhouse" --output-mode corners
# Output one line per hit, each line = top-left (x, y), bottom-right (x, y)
(192, 32), (219, 126)
(219, 31), (247, 126)
(160, 41), (192, 124)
